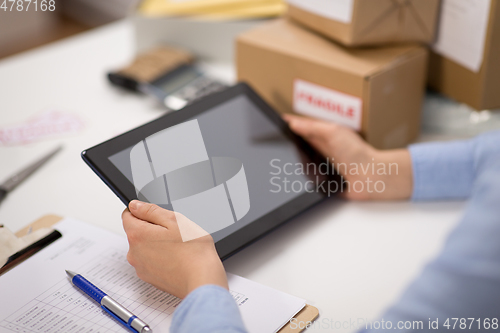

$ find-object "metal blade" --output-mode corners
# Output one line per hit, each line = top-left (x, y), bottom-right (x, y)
(0, 145), (63, 192)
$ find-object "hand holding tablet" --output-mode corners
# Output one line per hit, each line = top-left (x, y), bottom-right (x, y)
(82, 83), (340, 259)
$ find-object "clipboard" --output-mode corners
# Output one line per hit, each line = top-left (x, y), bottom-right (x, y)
(278, 304), (319, 333)
(0, 214), (62, 276)
(2, 215), (319, 332)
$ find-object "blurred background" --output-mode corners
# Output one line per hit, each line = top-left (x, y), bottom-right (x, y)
(0, 0), (132, 59)
(2, 0), (499, 138)
(0, 0), (284, 59)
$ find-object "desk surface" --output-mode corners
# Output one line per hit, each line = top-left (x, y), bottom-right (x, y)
(0, 20), (466, 333)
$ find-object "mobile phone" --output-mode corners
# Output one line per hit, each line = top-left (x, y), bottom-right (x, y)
(108, 46), (227, 111)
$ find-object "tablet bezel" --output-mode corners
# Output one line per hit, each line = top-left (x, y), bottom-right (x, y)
(82, 83), (339, 260)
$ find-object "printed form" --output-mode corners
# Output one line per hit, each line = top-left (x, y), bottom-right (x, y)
(0, 218), (305, 333)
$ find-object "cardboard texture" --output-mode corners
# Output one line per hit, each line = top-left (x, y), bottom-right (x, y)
(287, 0), (441, 46)
(428, 0), (500, 110)
(117, 46), (194, 82)
(278, 304), (319, 333)
(237, 19), (429, 149)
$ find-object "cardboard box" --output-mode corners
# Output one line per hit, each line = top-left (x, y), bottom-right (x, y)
(287, 0), (440, 46)
(62, 0), (141, 27)
(428, 0), (500, 110)
(237, 20), (429, 149)
(0, 10), (59, 58)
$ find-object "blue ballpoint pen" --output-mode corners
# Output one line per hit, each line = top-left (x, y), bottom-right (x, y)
(66, 270), (152, 333)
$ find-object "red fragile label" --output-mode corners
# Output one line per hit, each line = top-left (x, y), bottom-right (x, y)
(293, 79), (362, 131)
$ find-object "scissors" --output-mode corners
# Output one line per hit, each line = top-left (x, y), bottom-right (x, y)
(0, 146), (62, 205)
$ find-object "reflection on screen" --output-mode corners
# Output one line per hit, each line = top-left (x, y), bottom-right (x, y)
(109, 95), (317, 241)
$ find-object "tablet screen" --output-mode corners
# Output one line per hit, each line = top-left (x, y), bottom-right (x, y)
(107, 95), (324, 242)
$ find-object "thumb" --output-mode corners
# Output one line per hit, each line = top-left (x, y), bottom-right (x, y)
(285, 115), (342, 159)
(128, 200), (174, 228)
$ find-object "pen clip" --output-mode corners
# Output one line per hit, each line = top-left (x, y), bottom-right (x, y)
(101, 305), (139, 333)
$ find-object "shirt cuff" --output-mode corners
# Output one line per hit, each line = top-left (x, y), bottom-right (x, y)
(409, 139), (475, 201)
(171, 285), (247, 333)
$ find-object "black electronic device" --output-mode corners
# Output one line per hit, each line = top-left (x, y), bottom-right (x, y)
(82, 83), (340, 260)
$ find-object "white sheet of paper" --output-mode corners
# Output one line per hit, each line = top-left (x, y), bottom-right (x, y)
(432, 0), (492, 73)
(287, 0), (354, 24)
(0, 218), (305, 333)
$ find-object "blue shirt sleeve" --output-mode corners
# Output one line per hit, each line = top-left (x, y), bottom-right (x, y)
(360, 131), (500, 332)
(409, 131), (500, 201)
(170, 285), (248, 333)
(170, 131), (500, 333)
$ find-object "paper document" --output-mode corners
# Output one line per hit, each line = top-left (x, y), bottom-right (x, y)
(432, 0), (492, 73)
(0, 218), (305, 333)
(287, 0), (354, 23)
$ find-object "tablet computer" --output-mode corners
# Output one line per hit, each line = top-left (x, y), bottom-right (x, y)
(82, 83), (340, 260)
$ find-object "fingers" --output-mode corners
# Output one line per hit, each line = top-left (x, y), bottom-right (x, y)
(128, 200), (176, 229)
(122, 208), (159, 238)
(283, 114), (337, 142)
(283, 115), (338, 157)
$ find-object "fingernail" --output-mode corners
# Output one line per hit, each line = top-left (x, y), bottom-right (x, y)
(130, 200), (144, 211)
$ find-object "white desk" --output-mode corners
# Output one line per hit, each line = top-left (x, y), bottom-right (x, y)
(0, 20), (466, 333)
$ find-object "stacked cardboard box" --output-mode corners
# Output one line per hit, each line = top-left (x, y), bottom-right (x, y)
(429, 0), (500, 110)
(237, 20), (428, 149)
(237, 0), (441, 149)
(287, 0), (441, 46)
